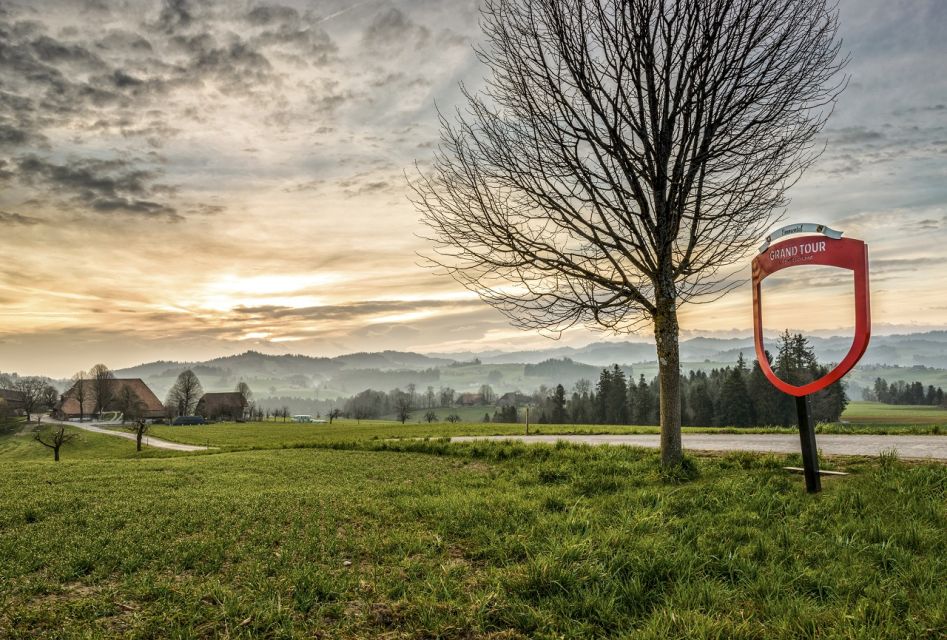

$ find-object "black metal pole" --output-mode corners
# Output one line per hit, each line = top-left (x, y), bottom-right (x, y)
(795, 394), (821, 493)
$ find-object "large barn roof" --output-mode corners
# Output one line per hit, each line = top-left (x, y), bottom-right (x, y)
(58, 378), (164, 418)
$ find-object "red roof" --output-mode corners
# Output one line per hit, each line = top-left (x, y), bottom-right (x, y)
(57, 379), (164, 419)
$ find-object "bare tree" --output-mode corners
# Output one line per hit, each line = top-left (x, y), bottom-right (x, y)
(166, 370), (203, 417)
(35, 424), (78, 462)
(439, 387), (455, 408)
(424, 410), (438, 423)
(328, 408), (341, 424)
(40, 384), (59, 414)
(70, 371), (89, 422)
(132, 419), (149, 452)
(395, 394), (413, 424)
(117, 385), (144, 425)
(236, 381), (253, 404)
(13, 377), (46, 422)
(90, 364), (115, 417)
(446, 414), (462, 423)
(414, 0), (846, 465)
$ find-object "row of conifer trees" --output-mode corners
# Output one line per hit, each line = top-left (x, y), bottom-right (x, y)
(526, 332), (848, 427)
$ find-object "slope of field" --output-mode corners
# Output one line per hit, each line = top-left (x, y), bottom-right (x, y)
(842, 402), (947, 425)
(2, 442), (944, 638)
(0, 423), (183, 462)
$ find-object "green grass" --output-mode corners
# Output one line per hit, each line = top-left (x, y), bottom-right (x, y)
(148, 420), (796, 451)
(148, 414), (947, 452)
(841, 401), (947, 426)
(1, 442), (944, 638)
(0, 423), (185, 462)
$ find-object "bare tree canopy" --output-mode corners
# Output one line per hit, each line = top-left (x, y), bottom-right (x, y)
(90, 363), (115, 417)
(414, 0), (846, 465)
(236, 381), (253, 404)
(117, 385), (144, 425)
(166, 369), (204, 417)
(71, 370), (88, 422)
(13, 377), (47, 422)
(35, 424), (78, 462)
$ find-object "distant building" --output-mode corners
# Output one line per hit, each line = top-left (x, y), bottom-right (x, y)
(55, 379), (165, 421)
(496, 392), (532, 407)
(196, 392), (249, 422)
(457, 392), (484, 406)
(0, 389), (25, 415)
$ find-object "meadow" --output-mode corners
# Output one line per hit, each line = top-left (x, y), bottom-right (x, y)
(840, 401), (947, 425)
(1, 411), (945, 638)
(143, 400), (947, 451)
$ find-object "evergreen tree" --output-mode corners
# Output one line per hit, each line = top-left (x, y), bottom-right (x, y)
(717, 365), (754, 427)
(689, 380), (715, 426)
(595, 368), (612, 424)
(606, 365), (628, 425)
(632, 374), (655, 425)
(749, 350), (792, 426)
(551, 384), (567, 423)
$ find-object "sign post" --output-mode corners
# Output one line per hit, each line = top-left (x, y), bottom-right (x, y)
(751, 224), (871, 493)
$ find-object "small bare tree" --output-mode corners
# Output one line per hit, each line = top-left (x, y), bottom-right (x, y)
(132, 419), (150, 452)
(40, 384), (59, 414)
(90, 364), (115, 418)
(35, 424), (79, 462)
(424, 410), (438, 423)
(328, 408), (341, 424)
(414, 0), (847, 465)
(236, 381), (253, 404)
(14, 377), (46, 422)
(70, 371), (88, 422)
(117, 385), (144, 425)
(395, 395), (413, 424)
(166, 370), (203, 417)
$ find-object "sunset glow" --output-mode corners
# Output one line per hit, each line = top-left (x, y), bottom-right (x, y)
(1, 0), (946, 377)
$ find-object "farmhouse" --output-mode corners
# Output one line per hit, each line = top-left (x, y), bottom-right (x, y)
(457, 392), (484, 406)
(54, 379), (164, 420)
(196, 392), (249, 422)
(0, 389), (25, 415)
(496, 392), (532, 407)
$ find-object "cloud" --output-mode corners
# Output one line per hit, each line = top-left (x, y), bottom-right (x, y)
(245, 4), (299, 27)
(362, 8), (430, 51)
(13, 155), (180, 219)
(0, 211), (41, 226)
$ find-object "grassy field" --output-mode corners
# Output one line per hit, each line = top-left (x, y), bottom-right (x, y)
(841, 401), (947, 426)
(147, 402), (947, 452)
(1, 439), (945, 639)
(0, 421), (185, 462)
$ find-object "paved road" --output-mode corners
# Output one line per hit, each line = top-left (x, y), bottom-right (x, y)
(450, 433), (947, 460)
(44, 418), (210, 452)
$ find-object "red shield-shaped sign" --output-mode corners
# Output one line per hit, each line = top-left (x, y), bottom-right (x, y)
(752, 230), (871, 397)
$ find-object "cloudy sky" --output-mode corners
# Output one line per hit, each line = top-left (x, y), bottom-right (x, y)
(1, 0), (946, 377)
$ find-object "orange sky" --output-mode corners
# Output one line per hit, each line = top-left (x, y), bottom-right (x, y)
(1, 0), (946, 377)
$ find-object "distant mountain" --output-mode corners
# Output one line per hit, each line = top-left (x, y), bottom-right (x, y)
(106, 331), (947, 408)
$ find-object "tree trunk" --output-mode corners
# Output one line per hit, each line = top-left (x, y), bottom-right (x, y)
(137, 433), (143, 452)
(54, 446), (60, 462)
(654, 291), (683, 467)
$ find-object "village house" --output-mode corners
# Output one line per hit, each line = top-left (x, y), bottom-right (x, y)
(0, 389), (25, 415)
(195, 392), (249, 422)
(456, 392), (484, 406)
(54, 379), (165, 421)
(495, 392), (532, 407)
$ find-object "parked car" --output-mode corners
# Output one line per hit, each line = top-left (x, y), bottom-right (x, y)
(172, 416), (206, 426)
